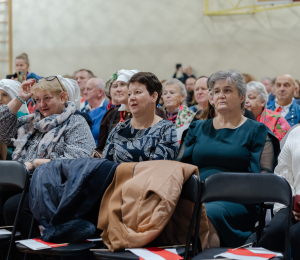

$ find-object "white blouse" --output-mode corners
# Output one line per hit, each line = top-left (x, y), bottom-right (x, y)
(274, 126), (300, 213)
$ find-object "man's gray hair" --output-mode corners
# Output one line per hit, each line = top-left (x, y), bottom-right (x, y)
(207, 69), (247, 109)
(163, 78), (187, 97)
(260, 77), (272, 83)
(247, 81), (269, 102)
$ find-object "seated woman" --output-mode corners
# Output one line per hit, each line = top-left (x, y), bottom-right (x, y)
(189, 76), (209, 114)
(163, 78), (195, 128)
(14, 53), (43, 114)
(95, 69), (166, 155)
(258, 126), (300, 259)
(0, 79), (30, 160)
(1, 76), (95, 237)
(104, 71), (121, 110)
(180, 69), (279, 248)
(102, 72), (178, 162)
(245, 81), (290, 141)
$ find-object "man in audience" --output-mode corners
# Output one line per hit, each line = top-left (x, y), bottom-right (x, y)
(185, 77), (196, 106)
(267, 74), (300, 127)
(75, 69), (95, 113)
(261, 77), (275, 102)
(84, 78), (109, 144)
(173, 65), (196, 83)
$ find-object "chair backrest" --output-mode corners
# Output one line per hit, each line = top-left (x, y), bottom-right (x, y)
(175, 128), (189, 161)
(198, 172), (292, 259)
(179, 174), (201, 260)
(0, 161), (29, 191)
(180, 174), (199, 203)
(201, 172), (291, 206)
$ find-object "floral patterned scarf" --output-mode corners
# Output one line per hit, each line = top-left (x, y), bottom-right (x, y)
(12, 102), (77, 161)
(257, 108), (291, 141)
(165, 105), (195, 129)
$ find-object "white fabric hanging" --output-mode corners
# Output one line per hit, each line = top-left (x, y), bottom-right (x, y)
(57, 75), (81, 110)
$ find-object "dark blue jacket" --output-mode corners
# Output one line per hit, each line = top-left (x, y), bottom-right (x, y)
(29, 158), (119, 227)
(267, 101), (300, 127)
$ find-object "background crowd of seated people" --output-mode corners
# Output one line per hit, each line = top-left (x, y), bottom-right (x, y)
(2, 55), (300, 259)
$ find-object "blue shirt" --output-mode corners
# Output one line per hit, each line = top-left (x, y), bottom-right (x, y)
(267, 101), (300, 127)
(26, 72), (43, 80)
(88, 99), (109, 145)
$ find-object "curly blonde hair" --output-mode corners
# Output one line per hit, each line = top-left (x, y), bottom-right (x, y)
(31, 77), (68, 103)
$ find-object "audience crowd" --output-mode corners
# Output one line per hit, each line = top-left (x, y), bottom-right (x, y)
(0, 54), (300, 259)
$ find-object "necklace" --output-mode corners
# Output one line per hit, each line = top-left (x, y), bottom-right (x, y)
(216, 116), (243, 129)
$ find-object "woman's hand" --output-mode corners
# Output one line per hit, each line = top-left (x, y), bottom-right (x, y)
(17, 79), (36, 101)
(24, 159), (50, 171)
(293, 208), (300, 221)
(24, 161), (34, 171)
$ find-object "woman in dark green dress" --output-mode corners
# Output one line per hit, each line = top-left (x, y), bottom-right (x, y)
(180, 70), (279, 248)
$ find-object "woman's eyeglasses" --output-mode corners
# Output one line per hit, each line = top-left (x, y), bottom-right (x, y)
(38, 76), (65, 91)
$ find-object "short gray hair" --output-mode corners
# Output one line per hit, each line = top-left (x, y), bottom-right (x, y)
(162, 78), (187, 97)
(207, 69), (246, 109)
(247, 81), (268, 102)
(260, 77), (272, 83)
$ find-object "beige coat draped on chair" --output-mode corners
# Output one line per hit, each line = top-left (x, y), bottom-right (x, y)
(98, 160), (209, 252)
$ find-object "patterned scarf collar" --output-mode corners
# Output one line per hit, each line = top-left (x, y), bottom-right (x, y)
(12, 101), (77, 160)
(166, 107), (179, 124)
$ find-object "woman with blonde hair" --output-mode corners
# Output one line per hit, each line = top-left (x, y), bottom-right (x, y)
(1, 76), (95, 237)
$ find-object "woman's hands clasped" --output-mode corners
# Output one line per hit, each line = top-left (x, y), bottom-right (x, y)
(17, 79), (36, 102)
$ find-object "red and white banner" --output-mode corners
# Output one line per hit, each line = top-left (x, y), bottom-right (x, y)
(127, 247), (183, 260)
(215, 247), (283, 260)
(16, 238), (68, 250)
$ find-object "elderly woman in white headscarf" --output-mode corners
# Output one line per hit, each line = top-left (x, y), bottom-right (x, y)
(0, 76), (95, 170)
(0, 79), (29, 117)
(0, 79), (30, 161)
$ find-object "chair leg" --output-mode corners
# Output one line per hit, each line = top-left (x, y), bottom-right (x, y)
(23, 216), (35, 260)
(6, 174), (29, 260)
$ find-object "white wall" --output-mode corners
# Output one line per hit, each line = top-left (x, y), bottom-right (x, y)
(6, 0), (300, 81)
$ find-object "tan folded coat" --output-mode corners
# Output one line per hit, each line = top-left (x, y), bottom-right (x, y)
(0, 142), (7, 160)
(98, 160), (209, 251)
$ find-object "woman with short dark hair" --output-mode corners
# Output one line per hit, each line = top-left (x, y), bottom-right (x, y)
(102, 72), (178, 162)
(94, 70), (166, 156)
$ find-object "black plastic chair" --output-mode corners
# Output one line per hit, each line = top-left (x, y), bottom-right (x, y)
(0, 161), (30, 260)
(92, 174), (201, 260)
(191, 172), (292, 260)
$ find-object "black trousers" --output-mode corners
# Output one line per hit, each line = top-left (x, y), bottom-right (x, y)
(4, 193), (40, 239)
(258, 207), (300, 259)
(4, 193), (96, 260)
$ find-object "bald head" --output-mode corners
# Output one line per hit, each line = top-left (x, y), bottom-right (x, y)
(274, 74), (295, 106)
(84, 78), (105, 104)
(87, 78), (105, 89)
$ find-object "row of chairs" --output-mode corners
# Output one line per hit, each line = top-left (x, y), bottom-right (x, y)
(0, 161), (292, 260)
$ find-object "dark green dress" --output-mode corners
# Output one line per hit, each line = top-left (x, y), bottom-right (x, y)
(181, 118), (270, 247)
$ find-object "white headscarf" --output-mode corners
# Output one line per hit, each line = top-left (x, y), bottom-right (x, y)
(116, 69), (140, 83)
(0, 79), (29, 114)
(57, 75), (81, 110)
